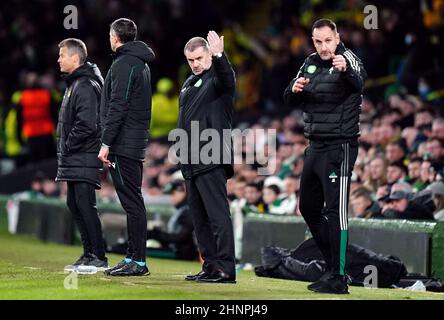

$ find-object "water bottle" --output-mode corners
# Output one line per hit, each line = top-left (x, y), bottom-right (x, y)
(406, 280), (426, 292)
(76, 265), (98, 275)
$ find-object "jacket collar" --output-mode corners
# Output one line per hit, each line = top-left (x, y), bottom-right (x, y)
(62, 64), (86, 86)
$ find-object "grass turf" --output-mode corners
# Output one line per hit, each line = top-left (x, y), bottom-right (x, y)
(0, 224), (444, 300)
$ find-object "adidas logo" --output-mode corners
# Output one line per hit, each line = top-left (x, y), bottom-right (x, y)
(329, 172), (338, 183)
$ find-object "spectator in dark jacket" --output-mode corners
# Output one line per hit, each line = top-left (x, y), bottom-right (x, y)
(98, 18), (155, 277)
(349, 186), (382, 219)
(147, 180), (198, 261)
(386, 161), (408, 187)
(56, 38), (108, 271)
(382, 190), (435, 220)
(427, 181), (444, 221)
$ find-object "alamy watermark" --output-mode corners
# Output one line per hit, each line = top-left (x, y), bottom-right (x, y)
(363, 5), (378, 30)
(363, 265), (378, 288)
(168, 122), (277, 176)
(63, 5), (78, 30)
(63, 4), (377, 32)
(64, 270), (78, 290)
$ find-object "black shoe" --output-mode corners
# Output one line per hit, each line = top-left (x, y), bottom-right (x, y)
(104, 259), (128, 275)
(64, 254), (91, 272)
(308, 271), (352, 291)
(82, 254), (109, 272)
(185, 270), (211, 281)
(108, 261), (150, 276)
(196, 269), (236, 284)
(307, 270), (333, 291)
(312, 275), (349, 294)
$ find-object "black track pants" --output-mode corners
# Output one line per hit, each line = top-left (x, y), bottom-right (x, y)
(109, 154), (147, 262)
(299, 141), (358, 276)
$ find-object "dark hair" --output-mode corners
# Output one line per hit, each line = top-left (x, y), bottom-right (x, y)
(351, 186), (372, 201)
(388, 139), (407, 153)
(110, 18), (137, 43)
(146, 177), (160, 188)
(388, 161), (408, 175)
(409, 157), (423, 164)
(265, 184), (281, 196)
(291, 126), (305, 136)
(312, 19), (337, 33)
(58, 38), (87, 64)
(388, 108), (402, 116)
(235, 175), (247, 183)
(417, 107), (435, 116)
(184, 37), (209, 54)
(428, 136), (444, 148)
(246, 182), (261, 192)
(32, 170), (47, 183)
(169, 180), (186, 193)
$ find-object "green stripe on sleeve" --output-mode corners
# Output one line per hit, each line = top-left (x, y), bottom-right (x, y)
(125, 67), (135, 101)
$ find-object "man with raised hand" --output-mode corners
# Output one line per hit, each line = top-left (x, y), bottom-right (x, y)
(178, 31), (236, 283)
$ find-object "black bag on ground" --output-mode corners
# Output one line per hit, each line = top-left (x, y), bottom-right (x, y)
(255, 238), (408, 288)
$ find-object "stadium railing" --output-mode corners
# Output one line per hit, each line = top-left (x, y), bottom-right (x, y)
(242, 213), (444, 279)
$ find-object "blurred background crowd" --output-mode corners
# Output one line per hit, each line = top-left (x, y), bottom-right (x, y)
(1, 0), (444, 223)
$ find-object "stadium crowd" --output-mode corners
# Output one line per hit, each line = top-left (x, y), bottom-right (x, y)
(1, 0), (444, 229)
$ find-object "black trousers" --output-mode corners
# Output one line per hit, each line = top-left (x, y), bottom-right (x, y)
(109, 154), (147, 262)
(67, 181), (105, 260)
(299, 141), (358, 276)
(185, 167), (236, 277)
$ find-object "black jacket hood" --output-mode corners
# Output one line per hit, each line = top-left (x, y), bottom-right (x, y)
(64, 62), (104, 86)
(116, 41), (155, 63)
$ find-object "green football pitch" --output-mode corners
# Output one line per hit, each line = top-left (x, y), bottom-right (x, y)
(1, 228), (444, 300)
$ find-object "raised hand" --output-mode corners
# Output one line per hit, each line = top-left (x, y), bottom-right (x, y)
(207, 30), (224, 56)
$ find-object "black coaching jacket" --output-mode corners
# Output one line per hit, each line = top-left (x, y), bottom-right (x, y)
(284, 42), (367, 144)
(56, 62), (103, 188)
(177, 52), (236, 180)
(100, 41), (155, 161)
